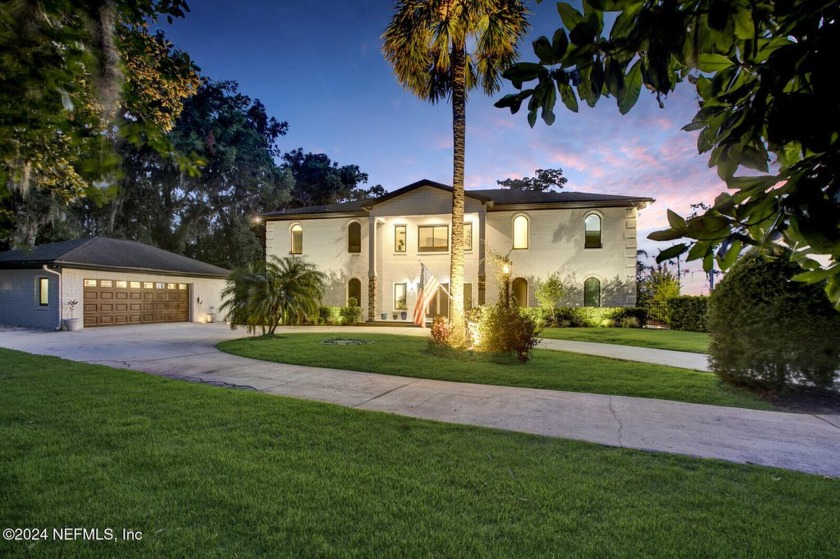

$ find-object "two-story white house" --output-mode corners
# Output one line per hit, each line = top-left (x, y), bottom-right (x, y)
(262, 179), (653, 322)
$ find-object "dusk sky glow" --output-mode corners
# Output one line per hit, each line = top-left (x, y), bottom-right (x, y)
(160, 0), (730, 294)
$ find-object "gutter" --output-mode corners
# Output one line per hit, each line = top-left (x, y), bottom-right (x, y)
(42, 265), (62, 331)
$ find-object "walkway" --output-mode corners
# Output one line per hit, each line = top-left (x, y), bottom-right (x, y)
(1, 323), (837, 477)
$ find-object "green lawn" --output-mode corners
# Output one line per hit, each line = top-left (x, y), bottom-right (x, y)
(218, 333), (768, 410)
(540, 327), (711, 353)
(0, 348), (837, 558)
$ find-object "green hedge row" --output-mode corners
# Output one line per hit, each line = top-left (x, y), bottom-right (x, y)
(519, 306), (648, 328)
(318, 306), (363, 325)
(667, 296), (708, 332)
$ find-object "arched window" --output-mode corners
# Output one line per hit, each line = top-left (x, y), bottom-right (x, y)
(513, 215), (529, 249)
(512, 277), (528, 307)
(290, 224), (303, 255)
(584, 214), (602, 249)
(348, 278), (361, 306)
(348, 222), (361, 253)
(584, 277), (601, 307)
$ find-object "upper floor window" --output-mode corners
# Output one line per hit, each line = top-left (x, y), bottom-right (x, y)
(585, 214), (602, 249)
(513, 215), (529, 249)
(418, 225), (449, 253)
(584, 277), (601, 307)
(395, 224), (406, 253)
(348, 222), (361, 253)
(290, 224), (303, 255)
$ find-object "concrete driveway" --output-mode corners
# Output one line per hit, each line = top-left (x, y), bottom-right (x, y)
(1, 323), (838, 477)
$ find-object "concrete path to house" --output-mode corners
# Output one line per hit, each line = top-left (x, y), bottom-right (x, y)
(1, 323), (838, 477)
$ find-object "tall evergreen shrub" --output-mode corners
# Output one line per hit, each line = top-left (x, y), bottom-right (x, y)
(707, 250), (840, 391)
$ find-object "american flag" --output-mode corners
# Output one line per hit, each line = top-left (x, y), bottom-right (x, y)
(413, 264), (440, 326)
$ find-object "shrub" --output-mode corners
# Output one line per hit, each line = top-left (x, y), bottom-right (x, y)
(548, 307), (646, 328)
(339, 305), (363, 325)
(477, 305), (540, 362)
(535, 272), (566, 310)
(708, 249), (840, 392)
(430, 316), (453, 345)
(668, 296), (708, 332)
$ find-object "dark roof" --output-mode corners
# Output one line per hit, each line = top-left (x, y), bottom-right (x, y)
(0, 237), (230, 278)
(262, 178), (653, 219)
(470, 189), (654, 207)
(261, 198), (371, 218)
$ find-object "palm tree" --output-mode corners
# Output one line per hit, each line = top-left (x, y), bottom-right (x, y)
(221, 256), (326, 335)
(383, 0), (528, 342)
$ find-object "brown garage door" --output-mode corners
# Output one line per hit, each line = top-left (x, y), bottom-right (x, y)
(83, 279), (190, 327)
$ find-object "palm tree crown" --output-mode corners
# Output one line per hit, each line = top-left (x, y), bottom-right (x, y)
(383, 0), (529, 102)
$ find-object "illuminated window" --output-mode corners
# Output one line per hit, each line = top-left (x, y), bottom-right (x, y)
(166, 283), (176, 290)
(116, 280), (128, 288)
(464, 222), (473, 252)
(348, 278), (361, 306)
(178, 284), (187, 290)
(348, 222), (361, 253)
(143, 282), (154, 289)
(38, 277), (49, 306)
(156, 283), (165, 289)
(418, 225), (448, 252)
(513, 215), (529, 249)
(84, 279), (97, 287)
(584, 277), (601, 307)
(512, 278), (528, 307)
(130, 281), (141, 288)
(585, 214), (602, 249)
(290, 224), (303, 255)
(394, 283), (407, 310)
(394, 225), (406, 253)
(100, 280), (113, 288)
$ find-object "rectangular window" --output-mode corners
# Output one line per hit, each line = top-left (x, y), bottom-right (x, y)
(84, 279), (97, 287)
(130, 281), (141, 289)
(100, 280), (113, 288)
(464, 222), (473, 252)
(156, 283), (165, 289)
(394, 283), (407, 310)
(143, 282), (154, 289)
(394, 224), (406, 253)
(464, 282), (473, 310)
(178, 283), (187, 290)
(38, 277), (49, 306)
(116, 280), (128, 288)
(418, 225), (449, 253)
(166, 283), (176, 290)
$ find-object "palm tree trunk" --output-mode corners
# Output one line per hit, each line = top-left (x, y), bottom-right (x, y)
(449, 42), (467, 345)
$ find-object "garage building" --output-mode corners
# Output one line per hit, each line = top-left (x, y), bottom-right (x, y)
(0, 237), (230, 329)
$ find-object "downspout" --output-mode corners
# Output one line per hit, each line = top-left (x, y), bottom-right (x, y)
(42, 265), (62, 330)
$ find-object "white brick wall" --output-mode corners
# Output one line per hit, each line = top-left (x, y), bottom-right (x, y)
(264, 187), (641, 320)
(485, 206), (636, 306)
(61, 269), (227, 325)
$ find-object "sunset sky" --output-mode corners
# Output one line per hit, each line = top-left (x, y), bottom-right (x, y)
(160, 0), (727, 294)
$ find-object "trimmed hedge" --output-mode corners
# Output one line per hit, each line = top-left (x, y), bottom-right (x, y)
(318, 305), (363, 325)
(547, 306), (647, 328)
(667, 296), (708, 332)
(708, 250), (840, 391)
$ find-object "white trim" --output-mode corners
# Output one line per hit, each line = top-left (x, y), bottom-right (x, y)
(512, 213), (529, 250)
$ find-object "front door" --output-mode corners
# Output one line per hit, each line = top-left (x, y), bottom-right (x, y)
(425, 283), (450, 319)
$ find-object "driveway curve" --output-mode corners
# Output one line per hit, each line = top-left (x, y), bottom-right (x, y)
(1, 323), (838, 477)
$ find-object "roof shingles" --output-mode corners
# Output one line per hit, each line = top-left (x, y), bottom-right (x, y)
(0, 237), (230, 277)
